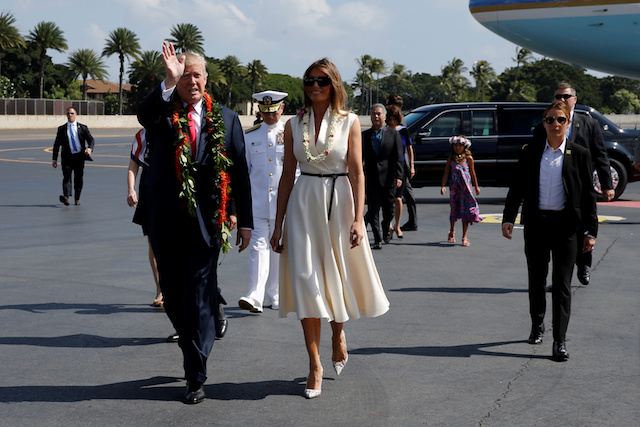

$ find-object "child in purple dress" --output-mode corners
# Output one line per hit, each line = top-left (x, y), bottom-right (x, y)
(440, 135), (482, 246)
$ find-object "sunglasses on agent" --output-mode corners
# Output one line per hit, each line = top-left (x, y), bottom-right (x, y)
(543, 116), (568, 125)
(553, 94), (575, 100)
(303, 76), (331, 87)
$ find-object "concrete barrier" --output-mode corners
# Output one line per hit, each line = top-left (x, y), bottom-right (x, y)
(1, 113), (634, 130)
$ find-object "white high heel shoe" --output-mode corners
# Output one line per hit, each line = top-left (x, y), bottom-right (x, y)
(332, 332), (348, 376)
(304, 370), (322, 399)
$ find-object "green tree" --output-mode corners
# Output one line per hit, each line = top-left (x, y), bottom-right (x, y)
(386, 63), (413, 97)
(0, 11), (26, 94)
(440, 58), (469, 102)
(102, 27), (141, 114)
(128, 50), (165, 110)
(67, 49), (108, 100)
(610, 89), (640, 113)
(27, 21), (67, 98)
(470, 60), (497, 101)
(219, 55), (243, 108)
(169, 23), (205, 56)
(205, 60), (226, 101)
(509, 47), (533, 101)
(369, 58), (388, 104)
(354, 55), (373, 114)
(245, 59), (268, 114)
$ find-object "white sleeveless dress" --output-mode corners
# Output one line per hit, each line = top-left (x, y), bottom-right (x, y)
(279, 108), (390, 322)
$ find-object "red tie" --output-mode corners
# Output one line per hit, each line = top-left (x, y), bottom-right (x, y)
(187, 104), (197, 159)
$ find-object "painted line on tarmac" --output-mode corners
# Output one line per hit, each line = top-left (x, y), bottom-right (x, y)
(0, 143), (130, 168)
(481, 213), (626, 224)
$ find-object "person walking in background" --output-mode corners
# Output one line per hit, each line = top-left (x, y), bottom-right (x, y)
(440, 135), (481, 246)
(126, 129), (162, 307)
(52, 106), (94, 206)
(239, 90), (289, 314)
(385, 105), (414, 239)
(270, 58), (389, 399)
(502, 102), (597, 361)
(362, 103), (404, 249)
(387, 95), (418, 232)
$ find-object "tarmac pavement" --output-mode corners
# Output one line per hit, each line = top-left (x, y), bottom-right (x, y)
(0, 129), (638, 426)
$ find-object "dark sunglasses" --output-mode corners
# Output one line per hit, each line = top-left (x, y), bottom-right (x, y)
(303, 76), (331, 87)
(553, 94), (575, 100)
(543, 116), (568, 125)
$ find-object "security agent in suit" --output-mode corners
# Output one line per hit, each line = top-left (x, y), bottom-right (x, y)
(52, 107), (95, 206)
(238, 90), (288, 313)
(502, 101), (597, 361)
(137, 42), (252, 404)
(533, 82), (612, 286)
(362, 103), (404, 249)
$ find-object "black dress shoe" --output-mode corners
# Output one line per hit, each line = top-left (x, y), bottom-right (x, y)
(577, 266), (590, 285)
(216, 318), (228, 339)
(372, 242), (382, 250)
(59, 195), (69, 206)
(166, 332), (179, 343)
(527, 323), (545, 344)
(400, 223), (418, 231)
(383, 231), (392, 244)
(184, 382), (205, 404)
(552, 341), (569, 361)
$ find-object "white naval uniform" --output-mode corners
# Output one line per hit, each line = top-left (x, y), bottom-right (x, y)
(242, 120), (286, 310)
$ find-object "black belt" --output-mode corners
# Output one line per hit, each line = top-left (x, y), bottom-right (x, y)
(301, 172), (348, 220)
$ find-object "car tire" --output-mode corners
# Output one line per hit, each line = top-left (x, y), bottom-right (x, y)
(593, 158), (627, 200)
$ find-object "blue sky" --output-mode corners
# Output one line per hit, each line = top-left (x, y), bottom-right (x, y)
(8, 0), (604, 85)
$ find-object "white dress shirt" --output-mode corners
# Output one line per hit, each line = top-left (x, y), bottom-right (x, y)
(538, 139), (567, 211)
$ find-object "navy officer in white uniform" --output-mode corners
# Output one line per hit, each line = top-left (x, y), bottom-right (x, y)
(239, 91), (289, 313)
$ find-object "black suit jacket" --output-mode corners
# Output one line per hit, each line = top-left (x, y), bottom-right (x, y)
(137, 85), (253, 248)
(503, 138), (598, 238)
(362, 126), (404, 188)
(533, 111), (611, 190)
(52, 122), (94, 162)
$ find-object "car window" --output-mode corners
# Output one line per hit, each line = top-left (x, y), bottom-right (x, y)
(425, 111), (461, 137)
(472, 111), (494, 136)
(499, 109), (543, 135)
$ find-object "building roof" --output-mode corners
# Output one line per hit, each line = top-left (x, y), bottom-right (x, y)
(82, 79), (132, 94)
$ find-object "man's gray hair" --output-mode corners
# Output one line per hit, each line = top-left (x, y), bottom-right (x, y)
(556, 81), (576, 97)
(372, 103), (387, 115)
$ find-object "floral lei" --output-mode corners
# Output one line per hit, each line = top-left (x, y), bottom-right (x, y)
(170, 91), (234, 253)
(301, 109), (340, 163)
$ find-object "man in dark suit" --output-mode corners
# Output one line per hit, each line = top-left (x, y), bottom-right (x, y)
(533, 82), (612, 285)
(138, 42), (252, 404)
(502, 101), (597, 361)
(362, 103), (404, 249)
(52, 107), (94, 206)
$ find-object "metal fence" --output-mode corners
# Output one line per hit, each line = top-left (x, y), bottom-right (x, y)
(0, 99), (104, 115)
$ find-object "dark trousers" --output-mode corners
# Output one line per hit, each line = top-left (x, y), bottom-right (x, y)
(403, 179), (417, 226)
(524, 211), (577, 342)
(150, 215), (220, 384)
(61, 154), (85, 200)
(366, 182), (396, 244)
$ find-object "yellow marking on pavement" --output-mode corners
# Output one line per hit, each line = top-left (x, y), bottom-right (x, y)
(481, 213), (626, 224)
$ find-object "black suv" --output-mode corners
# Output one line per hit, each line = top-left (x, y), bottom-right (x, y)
(404, 102), (639, 199)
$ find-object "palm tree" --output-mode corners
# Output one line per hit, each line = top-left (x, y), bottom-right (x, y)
(509, 47), (533, 101)
(168, 23), (205, 56)
(129, 50), (165, 85)
(470, 60), (497, 101)
(387, 63), (412, 96)
(369, 58), (388, 104)
(206, 61), (226, 96)
(102, 28), (141, 114)
(27, 21), (68, 98)
(67, 49), (108, 100)
(219, 55), (243, 108)
(246, 59), (268, 114)
(440, 57), (469, 102)
(0, 11), (26, 94)
(355, 55), (373, 114)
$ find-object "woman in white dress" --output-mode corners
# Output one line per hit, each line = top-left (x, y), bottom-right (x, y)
(271, 58), (389, 399)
